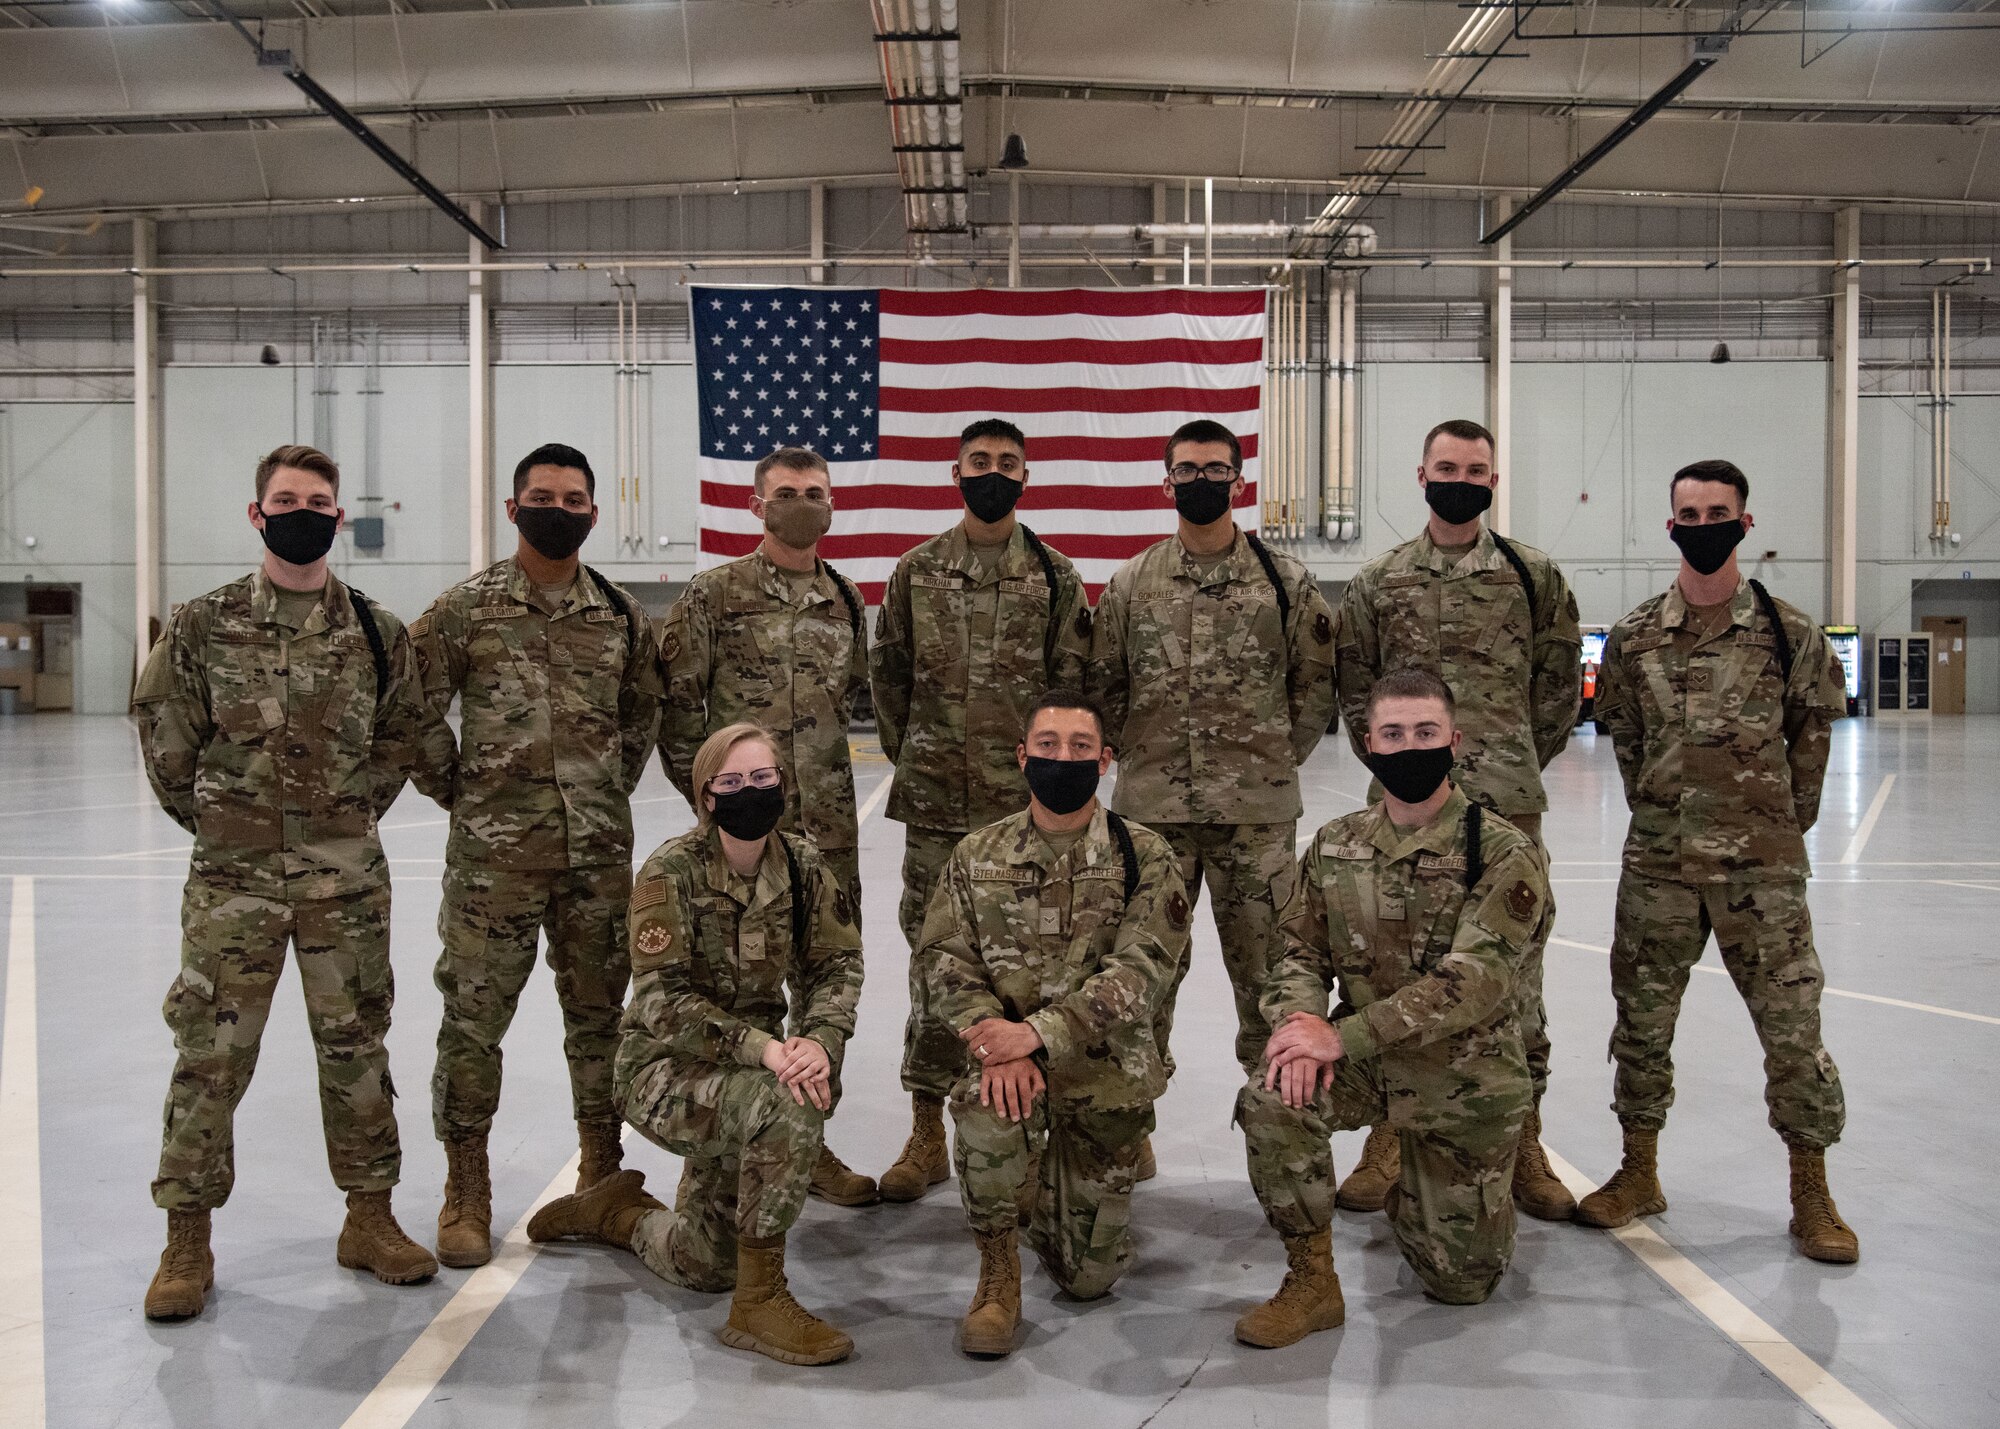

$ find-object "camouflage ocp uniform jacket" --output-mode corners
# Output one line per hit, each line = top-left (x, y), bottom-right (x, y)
(1087, 531), (1336, 825)
(919, 806), (1190, 1111)
(1335, 528), (1582, 817)
(1595, 578), (1846, 885)
(132, 570), (426, 901)
(614, 827), (865, 1099)
(1263, 788), (1548, 1135)
(409, 558), (662, 870)
(660, 549), (868, 855)
(872, 522), (1092, 834)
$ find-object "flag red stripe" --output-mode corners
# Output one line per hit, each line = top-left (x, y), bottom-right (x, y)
(877, 432), (1259, 464)
(698, 530), (1180, 562)
(878, 384), (1260, 415)
(700, 479), (1258, 512)
(878, 336), (1265, 367)
(880, 288), (1269, 319)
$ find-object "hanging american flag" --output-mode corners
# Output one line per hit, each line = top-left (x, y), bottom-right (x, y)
(692, 285), (1267, 599)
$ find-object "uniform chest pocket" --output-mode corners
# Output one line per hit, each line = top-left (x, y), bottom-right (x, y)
(691, 903), (742, 1003)
(1064, 870), (1125, 953)
(319, 657), (375, 749)
(1465, 573), (1530, 657)
(1410, 868), (1469, 970)
(792, 604), (854, 683)
(1716, 641), (1785, 738)
(1128, 600), (1186, 675)
(909, 580), (970, 674)
(206, 634), (286, 742)
(1377, 576), (1436, 662)
(567, 616), (627, 711)
(1209, 588), (1285, 675)
(466, 615), (539, 705)
(730, 605), (791, 686)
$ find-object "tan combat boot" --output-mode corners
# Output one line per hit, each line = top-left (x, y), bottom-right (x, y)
(436, 1135), (493, 1269)
(1512, 1104), (1578, 1222)
(527, 1168), (665, 1249)
(718, 1236), (854, 1366)
(958, 1227), (1023, 1358)
(1334, 1125), (1400, 1213)
(577, 1117), (625, 1190)
(337, 1190), (440, 1285)
(1573, 1127), (1667, 1228)
(879, 1094), (949, 1203)
(1234, 1228), (1345, 1348)
(1787, 1147), (1860, 1264)
(1135, 1135), (1158, 1183)
(144, 1210), (215, 1322)
(808, 1145), (880, 1207)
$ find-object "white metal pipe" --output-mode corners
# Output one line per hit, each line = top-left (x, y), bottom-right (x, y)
(1294, 273), (1307, 539)
(132, 216), (163, 676)
(1324, 273), (1341, 540)
(1942, 287), (1953, 536)
(1203, 178), (1214, 286)
(1339, 271), (1357, 542)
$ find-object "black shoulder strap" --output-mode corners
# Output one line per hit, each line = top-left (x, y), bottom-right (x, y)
(1019, 524), (1063, 663)
(818, 559), (864, 639)
(344, 586), (390, 698)
(1747, 579), (1795, 687)
(1105, 811), (1141, 904)
(584, 565), (640, 656)
(1488, 531), (1538, 620)
(1464, 802), (1484, 892)
(781, 834), (808, 956)
(1242, 530), (1291, 629)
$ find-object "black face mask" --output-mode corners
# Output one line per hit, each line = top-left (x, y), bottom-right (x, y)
(1423, 480), (1494, 527)
(515, 505), (594, 562)
(1172, 478), (1234, 527)
(959, 472), (1023, 524)
(258, 507), (338, 566)
(1364, 744), (1455, 804)
(1023, 756), (1100, 816)
(1670, 518), (1746, 576)
(710, 784), (785, 842)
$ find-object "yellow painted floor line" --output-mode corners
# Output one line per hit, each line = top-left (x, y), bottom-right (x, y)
(1550, 936), (2000, 1027)
(0, 877), (44, 1429)
(340, 1149), (585, 1429)
(1543, 1147), (1895, 1429)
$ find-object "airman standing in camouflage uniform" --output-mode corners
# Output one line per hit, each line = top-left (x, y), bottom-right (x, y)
(918, 691), (1188, 1357)
(1332, 418), (1582, 1221)
(526, 723), (864, 1367)
(870, 418), (1092, 1203)
(136, 444), (437, 1321)
(410, 443), (662, 1269)
(1576, 460), (1857, 1263)
(1088, 419), (1336, 1088)
(660, 444), (878, 1206)
(1236, 671), (1548, 1345)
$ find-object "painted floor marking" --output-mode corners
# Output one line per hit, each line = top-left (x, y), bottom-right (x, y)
(1841, 774), (1897, 865)
(1542, 1146), (1895, 1429)
(1550, 935), (2000, 1027)
(0, 877), (44, 1429)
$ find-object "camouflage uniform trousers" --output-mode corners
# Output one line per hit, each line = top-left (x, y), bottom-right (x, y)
(1508, 811), (1555, 1102)
(822, 844), (864, 938)
(618, 1055), (830, 1293)
(1237, 1059), (1523, 1305)
(1608, 871), (1844, 1149)
(898, 825), (970, 1099)
(951, 1082), (1154, 1301)
(432, 862), (632, 1141)
(1152, 822), (1296, 1074)
(154, 879), (401, 1211)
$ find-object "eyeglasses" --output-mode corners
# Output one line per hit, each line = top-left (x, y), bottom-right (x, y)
(706, 767), (782, 795)
(1167, 462), (1240, 485)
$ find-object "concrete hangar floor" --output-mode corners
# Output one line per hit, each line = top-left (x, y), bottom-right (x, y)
(0, 713), (1990, 1429)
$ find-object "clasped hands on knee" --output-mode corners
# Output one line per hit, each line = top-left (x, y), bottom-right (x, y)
(961, 1016), (1046, 1123)
(1262, 1012), (1345, 1109)
(759, 1036), (833, 1111)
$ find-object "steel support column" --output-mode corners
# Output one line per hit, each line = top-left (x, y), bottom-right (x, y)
(1827, 206), (1861, 625)
(1485, 196), (1514, 536)
(467, 203), (496, 574)
(132, 216), (164, 676)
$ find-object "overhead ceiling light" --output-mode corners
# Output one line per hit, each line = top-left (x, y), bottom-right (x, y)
(260, 345), (282, 366)
(1709, 342), (1732, 364)
(997, 133), (1029, 170)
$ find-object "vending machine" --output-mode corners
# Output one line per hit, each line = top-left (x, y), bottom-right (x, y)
(1823, 625), (1861, 717)
(1579, 626), (1609, 729)
(1871, 631), (1934, 715)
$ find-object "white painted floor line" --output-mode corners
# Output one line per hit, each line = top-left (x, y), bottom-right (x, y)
(340, 1150), (584, 1429)
(1841, 774), (1897, 865)
(1542, 1147), (1895, 1429)
(1549, 936), (2000, 1027)
(0, 877), (44, 1429)
(855, 774), (894, 831)
(0, 800), (165, 820)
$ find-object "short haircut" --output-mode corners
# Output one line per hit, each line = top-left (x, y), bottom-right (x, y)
(1670, 458), (1750, 509)
(960, 417), (1028, 457)
(1023, 686), (1106, 742)
(754, 445), (830, 496)
(513, 442), (596, 498)
(1364, 668), (1456, 724)
(690, 722), (781, 833)
(1164, 419), (1242, 471)
(1423, 419), (1496, 460)
(255, 444), (339, 501)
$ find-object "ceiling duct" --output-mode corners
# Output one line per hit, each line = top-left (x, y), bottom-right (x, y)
(869, 0), (968, 239)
